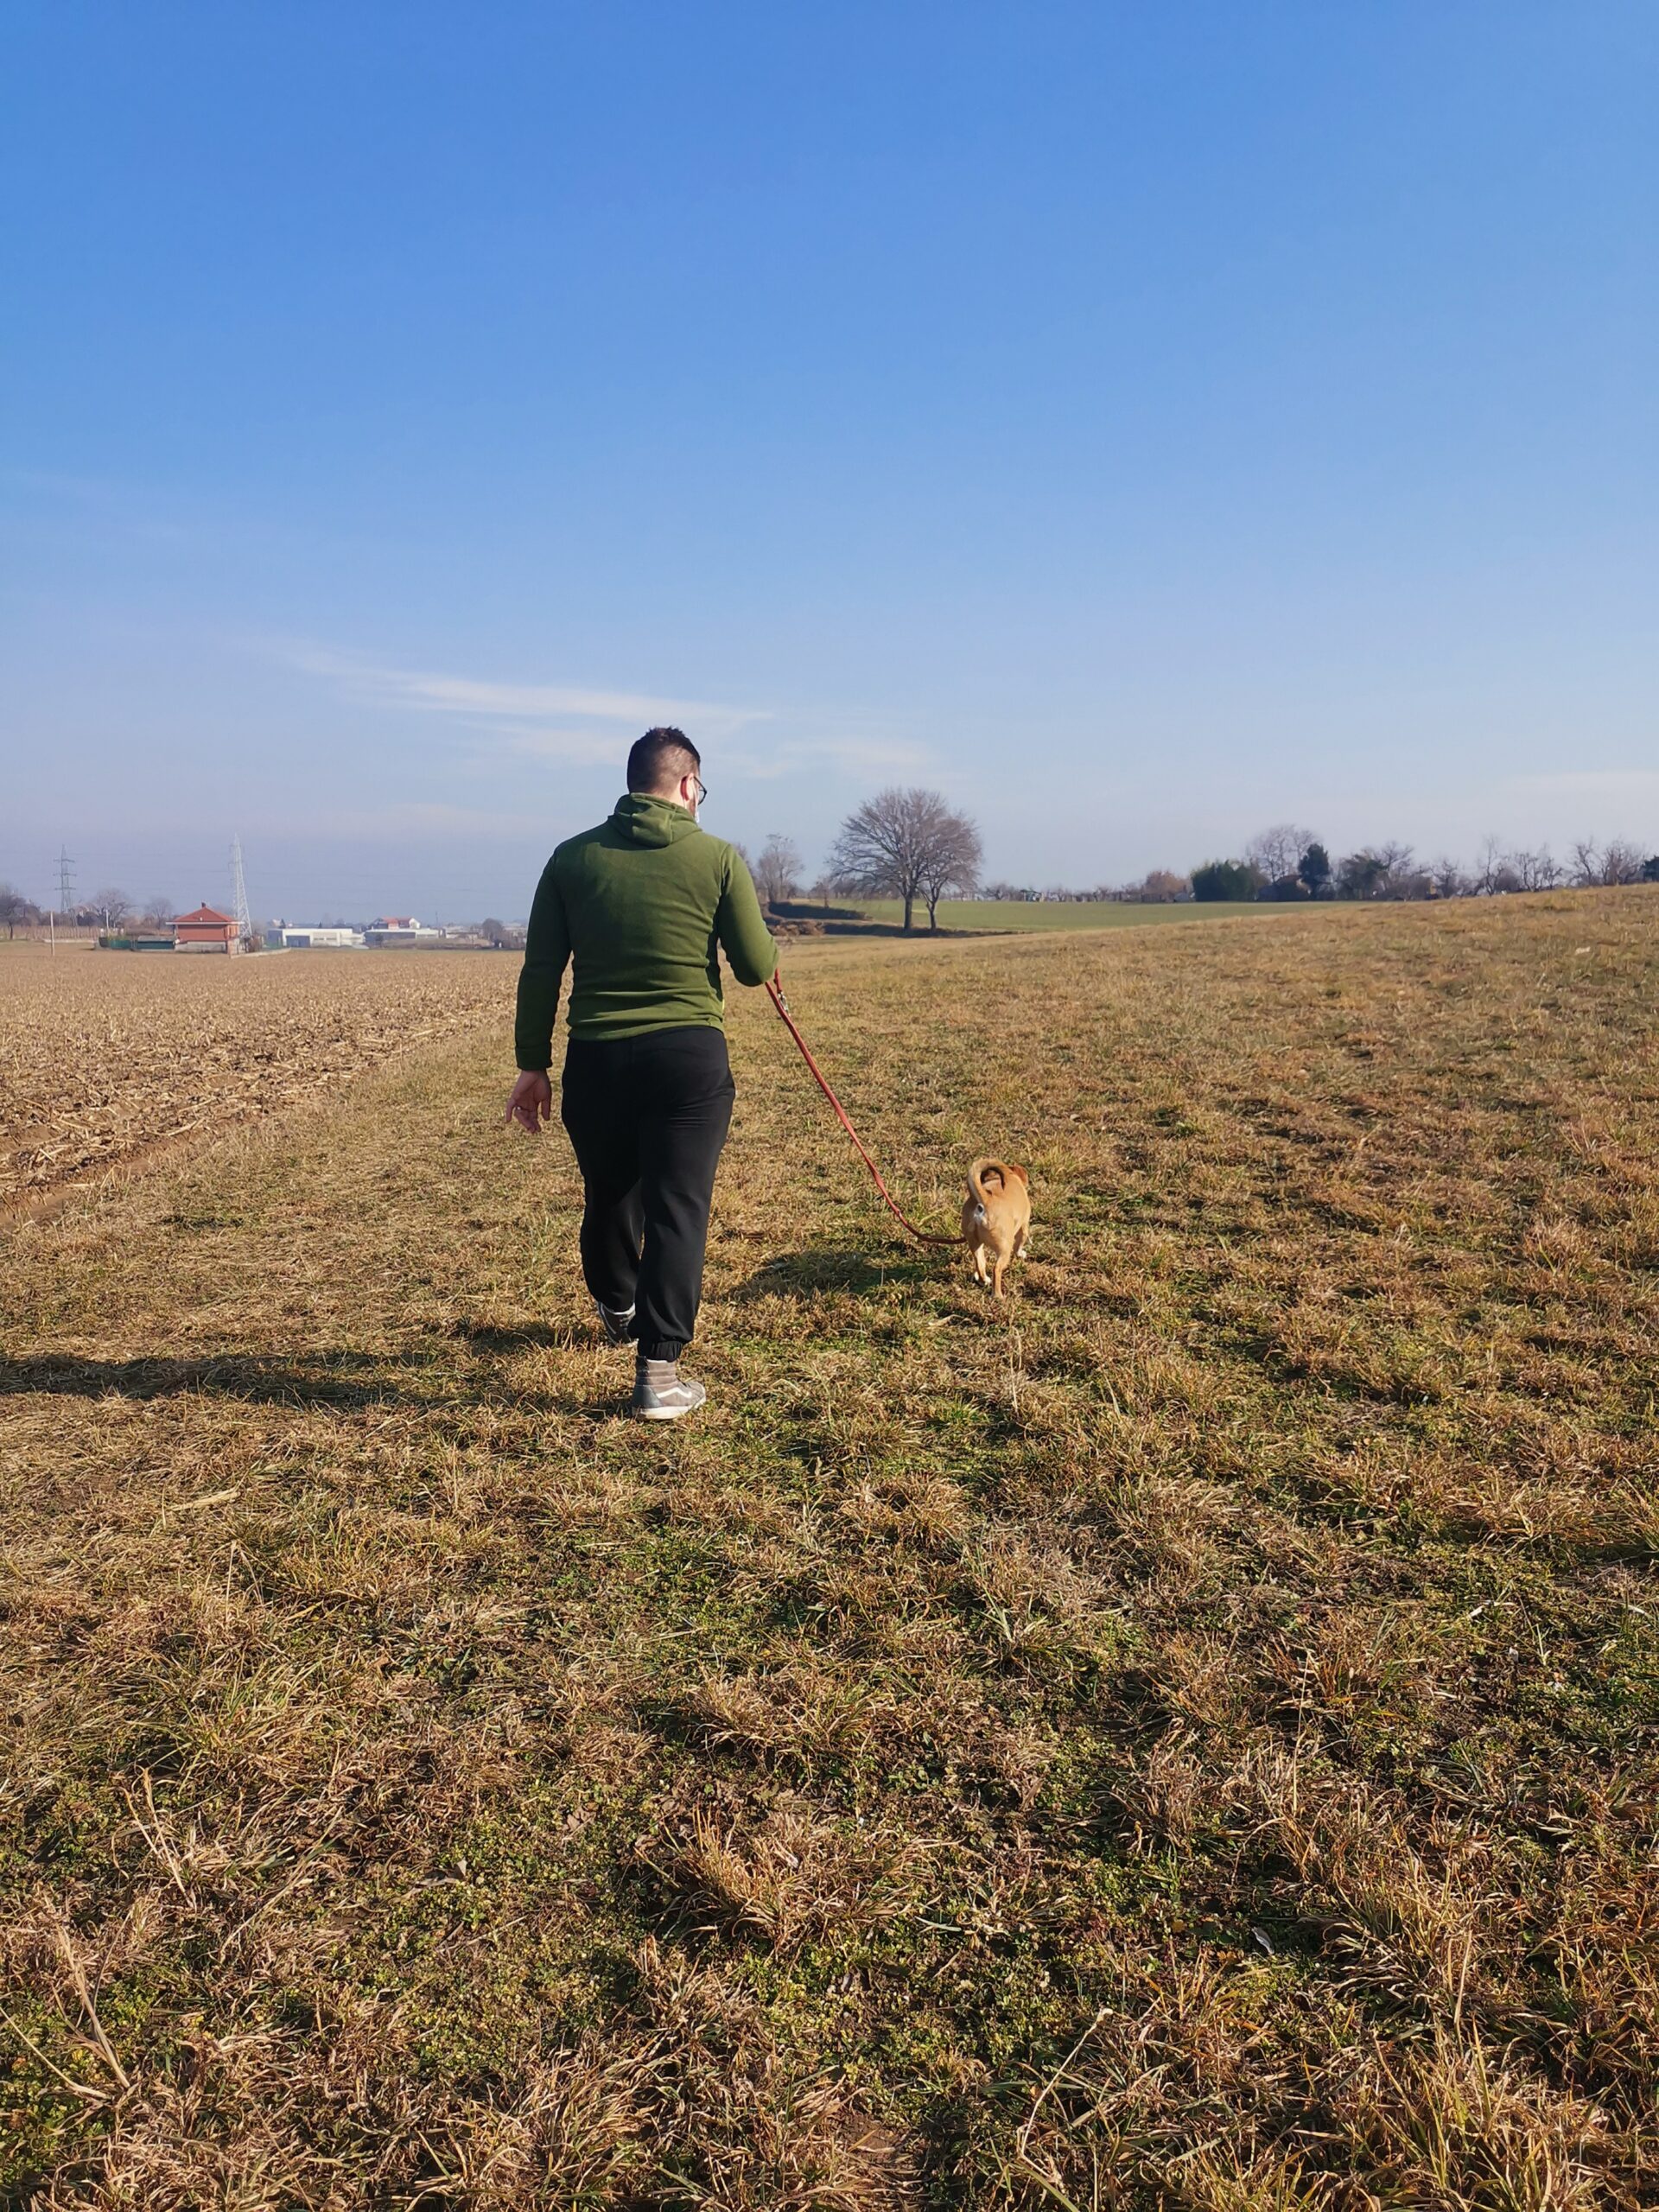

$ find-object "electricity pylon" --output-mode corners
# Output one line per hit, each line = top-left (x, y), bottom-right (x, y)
(230, 836), (253, 947)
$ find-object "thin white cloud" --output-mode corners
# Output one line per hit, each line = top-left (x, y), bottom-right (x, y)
(277, 639), (932, 780)
(284, 643), (765, 739)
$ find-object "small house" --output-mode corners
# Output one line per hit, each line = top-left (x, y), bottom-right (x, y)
(175, 904), (240, 954)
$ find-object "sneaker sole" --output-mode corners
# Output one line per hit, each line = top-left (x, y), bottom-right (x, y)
(631, 1396), (705, 1421)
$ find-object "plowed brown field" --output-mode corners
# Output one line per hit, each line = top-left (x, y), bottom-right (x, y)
(0, 944), (512, 1205)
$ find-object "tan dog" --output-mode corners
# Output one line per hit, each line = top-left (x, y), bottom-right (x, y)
(962, 1158), (1031, 1297)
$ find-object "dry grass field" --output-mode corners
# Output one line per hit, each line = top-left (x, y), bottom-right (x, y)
(3, 893), (1656, 2208)
(0, 944), (512, 1208)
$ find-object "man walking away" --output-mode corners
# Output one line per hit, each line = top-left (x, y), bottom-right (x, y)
(505, 728), (777, 1419)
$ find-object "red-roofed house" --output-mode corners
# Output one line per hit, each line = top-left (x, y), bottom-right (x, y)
(175, 903), (240, 953)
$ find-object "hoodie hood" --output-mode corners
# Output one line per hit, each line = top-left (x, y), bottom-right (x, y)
(610, 791), (704, 849)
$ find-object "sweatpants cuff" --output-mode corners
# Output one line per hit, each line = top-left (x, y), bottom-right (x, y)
(639, 1339), (686, 1365)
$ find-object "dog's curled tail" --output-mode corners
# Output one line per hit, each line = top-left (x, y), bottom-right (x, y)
(967, 1157), (1026, 1205)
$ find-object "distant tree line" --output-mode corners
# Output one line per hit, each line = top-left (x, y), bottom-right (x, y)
(1180, 826), (1659, 904)
(0, 887), (181, 937)
(978, 827), (1659, 906)
(723, 797), (1659, 933)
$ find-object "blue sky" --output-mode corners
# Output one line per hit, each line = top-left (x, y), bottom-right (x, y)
(3, 2), (1655, 918)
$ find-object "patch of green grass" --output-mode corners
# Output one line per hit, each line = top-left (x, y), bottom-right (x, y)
(850, 894), (1287, 931)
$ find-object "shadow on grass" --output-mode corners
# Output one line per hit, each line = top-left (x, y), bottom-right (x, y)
(0, 1349), (439, 1408)
(729, 1247), (935, 1301)
(768, 899), (1006, 940)
(445, 1317), (579, 1352)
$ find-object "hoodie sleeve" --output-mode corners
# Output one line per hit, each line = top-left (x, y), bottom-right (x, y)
(715, 846), (778, 987)
(513, 855), (571, 1070)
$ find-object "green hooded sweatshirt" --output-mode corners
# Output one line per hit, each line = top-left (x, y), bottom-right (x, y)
(514, 792), (778, 1065)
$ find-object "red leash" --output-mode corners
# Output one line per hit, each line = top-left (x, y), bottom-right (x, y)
(765, 971), (963, 1247)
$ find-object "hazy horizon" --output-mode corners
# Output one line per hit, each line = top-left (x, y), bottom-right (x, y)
(5, 3), (1656, 919)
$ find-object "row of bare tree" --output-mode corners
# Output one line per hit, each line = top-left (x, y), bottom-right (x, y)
(1217, 825), (1659, 903)
(1102, 827), (1659, 905)
(0, 887), (182, 937)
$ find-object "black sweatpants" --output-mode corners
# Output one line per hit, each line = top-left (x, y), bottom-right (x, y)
(559, 1025), (735, 1363)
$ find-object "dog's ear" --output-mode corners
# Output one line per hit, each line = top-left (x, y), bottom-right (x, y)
(1010, 1163), (1029, 1184)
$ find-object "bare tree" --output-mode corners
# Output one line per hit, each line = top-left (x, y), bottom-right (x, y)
(1425, 855), (1470, 899)
(1245, 823), (1319, 886)
(92, 887), (134, 927)
(1510, 848), (1562, 893)
(1568, 837), (1603, 887)
(1565, 836), (1645, 887)
(830, 787), (982, 933)
(140, 894), (178, 925)
(921, 811), (983, 930)
(1602, 839), (1646, 886)
(753, 834), (803, 910)
(0, 884), (33, 938)
(1375, 841), (1416, 895)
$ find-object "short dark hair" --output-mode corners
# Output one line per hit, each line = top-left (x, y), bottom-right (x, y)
(626, 727), (701, 794)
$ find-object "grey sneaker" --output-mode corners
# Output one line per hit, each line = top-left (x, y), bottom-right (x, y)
(594, 1299), (636, 1347)
(631, 1359), (707, 1421)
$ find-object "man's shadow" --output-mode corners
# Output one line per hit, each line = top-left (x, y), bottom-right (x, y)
(0, 1349), (436, 1409)
(727, 1247), (932, 1301)
(445, 1318), (582, 1354)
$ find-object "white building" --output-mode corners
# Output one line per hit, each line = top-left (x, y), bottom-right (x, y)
(269, 924), (363, 949)
(364, 915), (442, 946)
